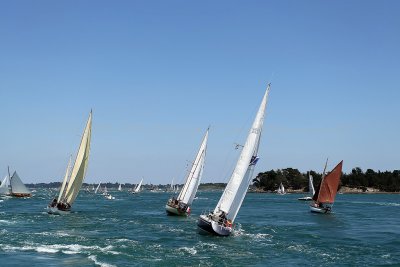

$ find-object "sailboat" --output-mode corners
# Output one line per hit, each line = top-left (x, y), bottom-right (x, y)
(0, 175), (10, 195)
(276, 182), (286, 195)
(132, 178), (143, 194)
(197, 84), (270, 236)
(94, 182), (101, 194)
(310, 160), (343, 213)
(118, 183), (122, 191)
(165, 128), (209, 216)
(8, 167), (31, 197)
(47, 111), (92, 215)
(298, 173), (315, 201)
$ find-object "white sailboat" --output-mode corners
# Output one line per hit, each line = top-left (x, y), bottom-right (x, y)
(132, 178), (143, 194)
(298, 173), (315, 201)
(94, 182), (101, 194)
(277, 182), (286, 195)
(8, 167), (31, 197)
(0, 175), (11, 195)
(47, 111), (92, 214)
(118, 183), (122, 191)
(197, 84), (270, 236)
(166, 128), (209, 216)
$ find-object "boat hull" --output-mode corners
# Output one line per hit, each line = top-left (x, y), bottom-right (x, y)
(47, 206), (71, 215)
(11, 193), (31, 198)
(197, 215), (232, 236)
(309, 205), (332, 214)
(165, 204), (188, 216)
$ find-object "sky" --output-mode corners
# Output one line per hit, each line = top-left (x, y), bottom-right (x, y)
(0, 1), (399, 184)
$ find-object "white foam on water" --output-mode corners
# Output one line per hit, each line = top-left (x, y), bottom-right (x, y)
(0, 219), (15, 225)
(88, 255), (116, 267)
(178, 246), (197, 255)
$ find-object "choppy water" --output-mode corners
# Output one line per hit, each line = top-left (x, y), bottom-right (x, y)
(0, 190), (399, 266)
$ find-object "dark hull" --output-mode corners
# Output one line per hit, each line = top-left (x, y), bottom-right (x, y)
(197, 215), (214, 234)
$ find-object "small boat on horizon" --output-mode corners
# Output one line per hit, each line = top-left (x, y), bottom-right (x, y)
(276, 182), (286, 195)
(47, 111), (92, 215)
(165, 128), (209, 216)
(310, 159), (343, 214)
(197, 84), (271, 236)
(132, 178), (143, 194)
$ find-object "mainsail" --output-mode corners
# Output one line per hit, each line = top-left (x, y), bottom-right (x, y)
(134, 178), (143, 193)
(177, 128), (209, 206)
(214, 84), (270, 222)
(10, 171), (31, 195)
(95, 182), (101, 194)
(315, 161), (343, 204)
(59, 111), (92, 205)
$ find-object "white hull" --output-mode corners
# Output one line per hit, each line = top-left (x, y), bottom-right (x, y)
(165, 204), (188, 216)
(309, 205), (332, 214)
(197, 214), (233, 236)
(47, 206), (71, 215)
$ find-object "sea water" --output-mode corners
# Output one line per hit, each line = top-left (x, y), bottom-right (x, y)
(0, 190), (399, 266)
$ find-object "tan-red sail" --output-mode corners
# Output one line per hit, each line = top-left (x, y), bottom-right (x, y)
(316, 161), (343, 204)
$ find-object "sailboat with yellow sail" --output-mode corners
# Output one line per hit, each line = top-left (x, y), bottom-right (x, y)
(47, 111), (92, 215)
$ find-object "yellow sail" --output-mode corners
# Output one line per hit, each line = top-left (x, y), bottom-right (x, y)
(64, 111), (92, 205)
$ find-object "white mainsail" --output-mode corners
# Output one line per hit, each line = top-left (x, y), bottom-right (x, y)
(10, 171), (31, 195)
(177, 128), (208, 206)
(118, 184), (122, 191)
(134, 178), (143, 193)
(0, 175), (10, 195)
(309, 174), (315, 196)
(214, 84), (270, 222)
(95, 182), (101, 194)
(61, 111), (92, 205)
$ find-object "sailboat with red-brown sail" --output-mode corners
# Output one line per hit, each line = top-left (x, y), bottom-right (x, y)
(310, 160), (343, 213)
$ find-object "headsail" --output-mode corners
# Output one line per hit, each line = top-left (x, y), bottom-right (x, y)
(58, 156), (72, 202)
(177, 128), (209, 206)
(214, 84), (270, 222)
(309, 173), (315, 196)
(63, 111), (92, 205)
(0, 175), (10, 195)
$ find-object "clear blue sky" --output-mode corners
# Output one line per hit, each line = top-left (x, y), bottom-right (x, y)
(1, 1), (399, 184)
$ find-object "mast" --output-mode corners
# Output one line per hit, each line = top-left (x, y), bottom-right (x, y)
(214, 84), (270, 222)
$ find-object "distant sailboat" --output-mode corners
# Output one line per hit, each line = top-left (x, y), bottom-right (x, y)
(0, 174), (10, 195)
(95, 182), (101, 194)
(47, 111), (92, 214)
(276, 182), (286, 195)
(118, 183), (122, 191)
(132, 178), (143, 194)
(197, 84), (270, 236)
(7, 167), (31, 197)
(166, 128), (209, 216)
(310, 160), (343, 213)
(298, 173), (315, 201)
